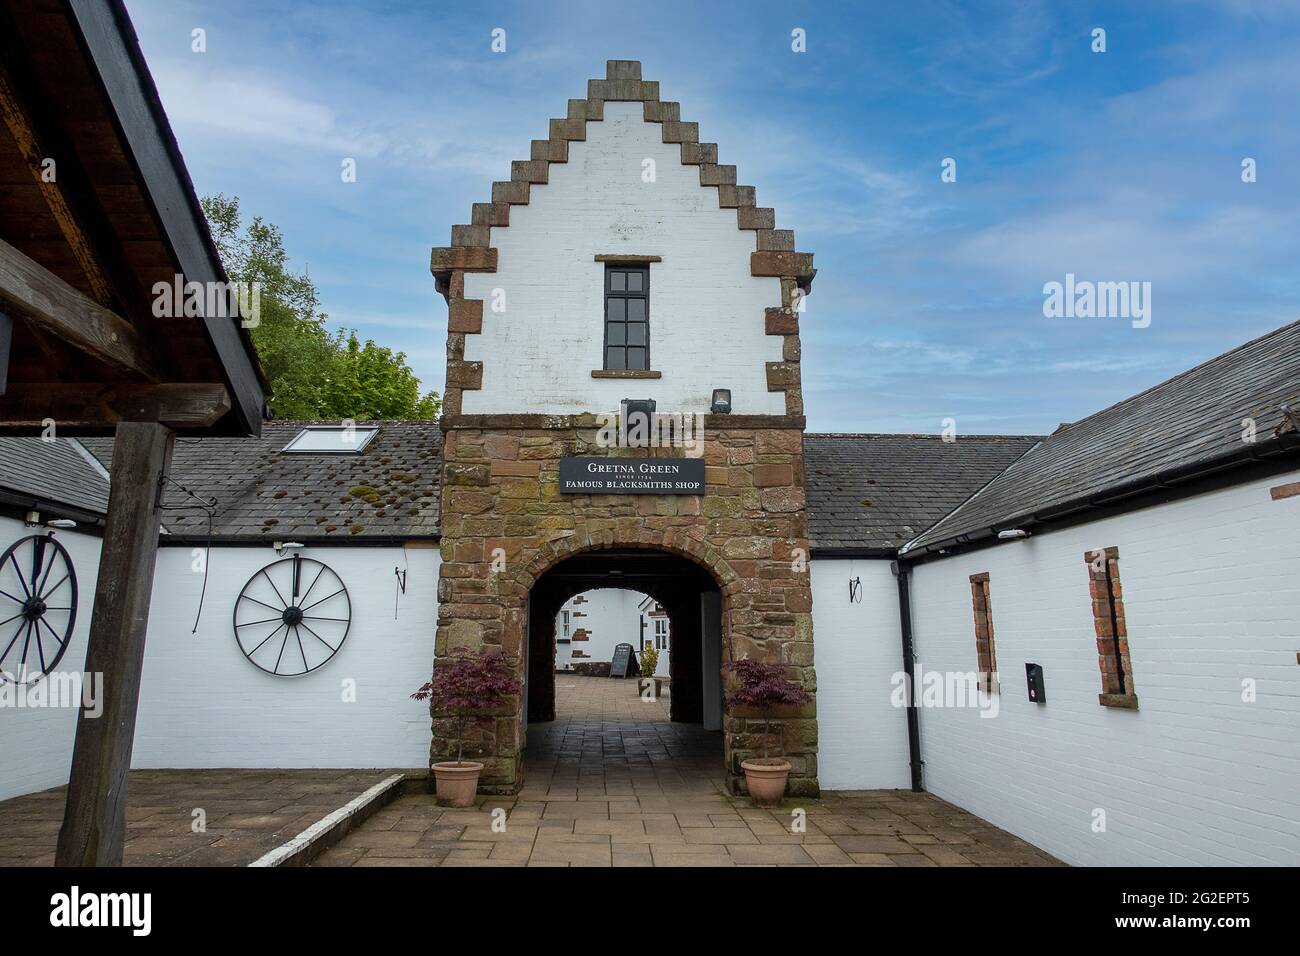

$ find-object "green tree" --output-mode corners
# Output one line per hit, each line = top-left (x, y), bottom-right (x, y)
(202, 194), (440, 420)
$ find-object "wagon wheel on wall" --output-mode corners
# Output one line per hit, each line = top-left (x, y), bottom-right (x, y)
(233, 554), (351, 676)
(0, 533), (78, 685)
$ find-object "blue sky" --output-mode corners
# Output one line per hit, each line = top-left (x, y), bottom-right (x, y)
(124, 0), (1300, 434)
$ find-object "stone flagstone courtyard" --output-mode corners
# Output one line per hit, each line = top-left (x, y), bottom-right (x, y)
(0, 677), (1061, 867)
(0, 769), (397, 867)
(311, 676), (1063, 867)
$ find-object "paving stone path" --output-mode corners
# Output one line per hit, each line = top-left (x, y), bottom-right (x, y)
(0, 769), (396, 866)
(314, 676), (1063, 867)
(0, 678), (1061, 867)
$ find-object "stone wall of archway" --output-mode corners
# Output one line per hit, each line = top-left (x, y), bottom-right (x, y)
(432, 418), (819, 796)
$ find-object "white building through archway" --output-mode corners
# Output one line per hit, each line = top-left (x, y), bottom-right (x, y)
(555, 588), (671, 677)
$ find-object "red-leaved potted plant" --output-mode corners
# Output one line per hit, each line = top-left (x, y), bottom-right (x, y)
(412, 648), (521, 807)
(726, 658), (811, 806)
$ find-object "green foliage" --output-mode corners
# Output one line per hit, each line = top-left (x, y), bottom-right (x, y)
(203, 194), (440, 421)
(639, 644), (660, 678)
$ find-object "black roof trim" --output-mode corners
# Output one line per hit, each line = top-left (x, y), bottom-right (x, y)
(807, 547), (898, 559)
(0, 490), (107, 533)
(901, 433), (1300, 563)
(67, 0), (267, 434)
(158, 535), (440, 548)
(906, 318), (1300, 552)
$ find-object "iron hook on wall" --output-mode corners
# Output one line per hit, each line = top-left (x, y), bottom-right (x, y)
(394, 564), (408, 620)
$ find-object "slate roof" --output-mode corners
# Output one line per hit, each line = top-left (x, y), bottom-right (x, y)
(905, 319), (1300, 553)
(5, 320), (1296, 551)
(0, 437), (110, 518)
(803, 434), (1040, 552)
(79, 421), (442, 540)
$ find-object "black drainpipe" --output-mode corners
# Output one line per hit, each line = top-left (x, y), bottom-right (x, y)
(893, 560), (924, 792)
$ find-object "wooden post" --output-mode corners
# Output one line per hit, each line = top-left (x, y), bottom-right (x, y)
(0, 309), (10, 395)
(55, 420), (173, 866)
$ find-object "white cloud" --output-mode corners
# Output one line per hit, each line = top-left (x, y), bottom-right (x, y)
(153, 64), (390, 157)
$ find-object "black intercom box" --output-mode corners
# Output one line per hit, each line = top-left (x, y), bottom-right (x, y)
(1025, 662), (1046, 703)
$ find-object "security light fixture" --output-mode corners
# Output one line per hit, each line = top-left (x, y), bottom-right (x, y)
(47, 519), (77, 529)
(997, 529), (1030, 540)
(274, 541), (306, 555)
(710, 388), (732, 414)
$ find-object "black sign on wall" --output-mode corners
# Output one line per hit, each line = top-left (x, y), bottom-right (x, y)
(559, 457), (705, 495)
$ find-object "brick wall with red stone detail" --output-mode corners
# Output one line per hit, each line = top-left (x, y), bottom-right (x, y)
(968, 572), (997, 694)
(433, 416), (819, 796)
(1083, 547), (1138, 708)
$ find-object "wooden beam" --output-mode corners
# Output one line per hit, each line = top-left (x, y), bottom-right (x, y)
(0, 238), (163, 380)
(67, 1), (268, 435)
(0, 382), (230, 429)
(0, 310), (10, 395)
(0, 62), (116, 307)
(56, 421), (174, 866)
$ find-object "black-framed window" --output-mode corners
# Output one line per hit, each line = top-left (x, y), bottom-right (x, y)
(604, 264), (649, 370)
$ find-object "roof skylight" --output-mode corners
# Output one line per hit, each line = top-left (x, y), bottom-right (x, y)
(281, 425), (380, 454)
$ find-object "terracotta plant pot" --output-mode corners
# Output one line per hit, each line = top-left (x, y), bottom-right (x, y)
(741, 758), (792, 806)
(432, 761), (483, 807)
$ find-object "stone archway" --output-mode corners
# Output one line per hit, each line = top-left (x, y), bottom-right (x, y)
(433, 421), (820, 798)
(522, 544), (725, 726)
(432, 525), (818, 797)
(504, 527), (741, 603)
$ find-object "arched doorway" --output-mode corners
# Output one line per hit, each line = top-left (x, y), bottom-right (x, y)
(524, 548), (724, 731)
(432, 520), (819, 798)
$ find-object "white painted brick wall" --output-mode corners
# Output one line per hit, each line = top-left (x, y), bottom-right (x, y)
(0, 517), (103, 801)
(132, 545), (438, 770)
(909, 470), (1300, 866)
(810, 559), (913, 790)
(10, 468), (1294, 867)
(1, 540), (439, 800)
(462, 101), (784, 416)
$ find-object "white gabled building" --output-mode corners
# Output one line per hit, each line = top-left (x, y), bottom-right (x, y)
(0, 59), (1296, 867)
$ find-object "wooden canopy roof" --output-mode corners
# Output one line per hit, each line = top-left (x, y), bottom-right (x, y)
(0, 0), (266, 435)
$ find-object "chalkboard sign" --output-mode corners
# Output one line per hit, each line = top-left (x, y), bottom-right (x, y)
(610, 643), (641, 679)
(559, 457), (705, 495)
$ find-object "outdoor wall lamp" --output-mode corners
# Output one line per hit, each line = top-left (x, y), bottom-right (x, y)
(274, 541), (305, 556)
(997, 529), (1030, 540)
(47, 519), (77, 530)
(710, 388), (732, 414)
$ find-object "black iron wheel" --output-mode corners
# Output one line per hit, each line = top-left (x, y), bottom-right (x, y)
(233, 554), (351, 676)
(0, 533), (78, 684)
